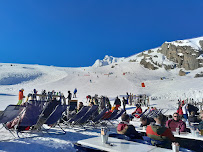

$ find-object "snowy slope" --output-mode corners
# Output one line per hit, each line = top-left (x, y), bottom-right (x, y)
(0, 36), (203, 152)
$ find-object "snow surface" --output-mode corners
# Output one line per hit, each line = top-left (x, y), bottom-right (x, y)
(1, 36), (203, 151)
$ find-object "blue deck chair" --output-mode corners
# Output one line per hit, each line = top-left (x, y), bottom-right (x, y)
(92, 108), (108, 123)
(73, 105), (99, 127)
(0, 105), (25, 124)
(45, 105), (68, 134)
(146, 109), (163, 118)
(19, 103), (43, 127)
(111, 109), (125, 120)
(0, 105), (26, 138)
(103, 110), (118, 120)
(66, 106), (89, 124)
(90, 108), (108, 127)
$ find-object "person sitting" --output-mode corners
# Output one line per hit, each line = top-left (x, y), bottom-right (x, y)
(188, 111), (200, 124)
(132, 104), (142, 118)
(67, 102), (84, 120)
(77, 102), (84, 112)
(165, 112), (186, 132)
(146, 114), (176, 148)
(140, 116), (155, 127)
(197, 111), (203, 132)
(117, 113), (142, 139)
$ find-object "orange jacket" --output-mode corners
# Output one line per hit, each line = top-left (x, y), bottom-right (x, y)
(19, 91), (24, 100)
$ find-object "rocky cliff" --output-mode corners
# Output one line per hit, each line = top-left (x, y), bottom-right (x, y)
(139, 37), (203, 71)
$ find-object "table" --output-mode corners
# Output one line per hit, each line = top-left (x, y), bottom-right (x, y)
(136, 127), (203, 141)
(77, 136), (172, 152)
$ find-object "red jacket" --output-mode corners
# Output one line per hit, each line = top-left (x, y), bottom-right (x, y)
(177, 106), (183, 115)
(132, 107), (142, 118)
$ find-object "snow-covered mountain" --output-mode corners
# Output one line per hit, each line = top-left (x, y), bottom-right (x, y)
(92, 55), (125, 67)
(93, 37), (203, 71)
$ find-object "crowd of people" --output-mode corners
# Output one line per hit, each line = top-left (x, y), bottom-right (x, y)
(16, 89), (203, 150)
(115, 99), (203, 150)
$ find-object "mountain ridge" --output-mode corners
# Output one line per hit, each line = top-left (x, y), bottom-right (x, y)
(93, 36), (203, 72)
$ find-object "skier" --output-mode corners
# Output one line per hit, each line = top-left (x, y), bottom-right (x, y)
(17, 88), (25, 105)
(73, 88), (77, 98)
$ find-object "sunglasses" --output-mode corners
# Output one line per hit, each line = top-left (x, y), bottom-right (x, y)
(173, 116), (178, 117)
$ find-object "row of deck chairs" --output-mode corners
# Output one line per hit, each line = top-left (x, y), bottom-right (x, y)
(134, 108), (168, 120)
(0, 100), (69, 139)
(0, 100), (124, 140)
(63, 105), (125, 129)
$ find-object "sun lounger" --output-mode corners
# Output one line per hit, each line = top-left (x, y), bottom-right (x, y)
(0, 105), (25, 124)
(45, 105), (69, 134)
(66, 106), (89, 124)
(73, 105), (99, 127)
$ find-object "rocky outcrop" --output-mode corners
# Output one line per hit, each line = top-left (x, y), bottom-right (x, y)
(179, 69), (186, 76)
(200, 40), (203, 50)
(159, 42), (203, 70)
(194, 71), (203, 78)
(140, 59), (158, 70)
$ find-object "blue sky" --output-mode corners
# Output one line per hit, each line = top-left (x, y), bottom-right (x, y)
(0, 0), (203, 67)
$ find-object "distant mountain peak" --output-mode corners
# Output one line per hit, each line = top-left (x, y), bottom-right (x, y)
(92, 55), (125, 67)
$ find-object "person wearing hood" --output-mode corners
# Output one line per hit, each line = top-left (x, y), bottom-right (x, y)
(146, 114), (176, 148)
(117, 113), (142, 139)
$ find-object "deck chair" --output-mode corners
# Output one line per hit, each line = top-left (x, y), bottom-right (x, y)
(66, 106), (89, 125)
(18, 103), (43, 127)
(111, 109), (125, 120)
(0, 105), (25, 124)
(101, 110), (118, 127)
(32, 99), (61, 130)
(103, 110), (118, 120)
(0, 105), (26, 138)
(145, 109), (163, 118)
(90, 108), (108, 127)
(72, 105), (99, 127)
(44, 105), (69, 134)
(16, 103), (44, 136)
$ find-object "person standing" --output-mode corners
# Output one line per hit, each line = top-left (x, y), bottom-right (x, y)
(129, 93), (132, 106)
(122, 97), (127, 112)
(197, 111), (203, 132)
(17, 88), (25, 105)
(106, 97), (112, 110)
(100, 96), (106, 109)
(114, 96), (121, 110)
(182, 104), (189, 121)
(126, 92), (129, 104)
(73, 88), (77, 98)
(67, 91), (72, 103)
